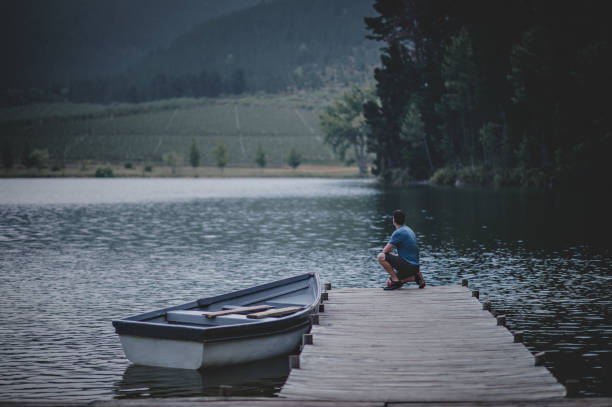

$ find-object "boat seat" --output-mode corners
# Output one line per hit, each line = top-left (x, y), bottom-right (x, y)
(221, 301), (304, 310)
(167, 310), (275, 326)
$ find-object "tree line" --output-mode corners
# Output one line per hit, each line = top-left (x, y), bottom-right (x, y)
(356, 0), (612, 188)
(1, 137), (304, 173)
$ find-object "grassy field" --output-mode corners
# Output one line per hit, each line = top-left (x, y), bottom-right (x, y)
(0, 90), (349, 169)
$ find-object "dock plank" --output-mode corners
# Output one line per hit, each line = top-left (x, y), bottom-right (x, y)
(280, 286), (567, 402)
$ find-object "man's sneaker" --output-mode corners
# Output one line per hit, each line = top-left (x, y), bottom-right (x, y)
(383, 280), (403, 290)
(415, 272), (426, 289)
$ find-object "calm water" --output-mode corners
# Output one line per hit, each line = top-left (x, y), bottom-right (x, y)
(0, 178), (610, 400)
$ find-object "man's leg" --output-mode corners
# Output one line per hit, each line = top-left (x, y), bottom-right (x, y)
(395, 259), (419, 285)
(377, 252), (399, 281)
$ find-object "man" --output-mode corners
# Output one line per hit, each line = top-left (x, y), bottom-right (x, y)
(377, 209), (425, 290)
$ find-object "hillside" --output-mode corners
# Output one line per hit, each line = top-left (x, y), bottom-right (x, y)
(0, 92), (346, 168)
(124, 0), (380, 95)
(0, 0), (259, 93)
(2, 0), (380, 106)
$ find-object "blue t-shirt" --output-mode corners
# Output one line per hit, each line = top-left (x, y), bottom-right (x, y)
(389, 225), (419, 266)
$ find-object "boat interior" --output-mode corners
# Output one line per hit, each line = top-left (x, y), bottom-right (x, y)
(138, 275), (318, 327)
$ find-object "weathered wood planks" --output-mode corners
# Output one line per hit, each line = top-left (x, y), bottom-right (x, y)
(280, 285), (567, 402)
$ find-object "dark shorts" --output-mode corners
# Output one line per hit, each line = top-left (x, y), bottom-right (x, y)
(385, 253), (419, 280)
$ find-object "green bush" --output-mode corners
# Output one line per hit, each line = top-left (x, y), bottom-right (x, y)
(144, 164), (153, 172)
(30, 149), (49, 170)
(214, 143), (227, 170)
(255, 144), (267, 168)
(95, 166), (114, 177)
(430, 167), (456, 186)
(493, 168), (521, 187)
(457, 166), (490, 186)
(519, 168), (550, 188)
(189, 138), (200, 168)
(287, 148), (301, 169)
(124, 162), (133, 169)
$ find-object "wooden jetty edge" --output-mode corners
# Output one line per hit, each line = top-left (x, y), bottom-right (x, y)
(281, 284), (566, 403)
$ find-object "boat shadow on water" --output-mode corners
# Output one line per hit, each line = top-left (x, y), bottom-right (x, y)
(113, 355), (290, 398)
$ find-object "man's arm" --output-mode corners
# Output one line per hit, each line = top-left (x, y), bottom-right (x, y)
(382, 243), (395, 254)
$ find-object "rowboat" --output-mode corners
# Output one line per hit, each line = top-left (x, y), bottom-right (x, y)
(112, 272), (321, 369)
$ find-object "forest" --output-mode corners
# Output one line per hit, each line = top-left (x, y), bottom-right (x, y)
(363, 0), (612, 188)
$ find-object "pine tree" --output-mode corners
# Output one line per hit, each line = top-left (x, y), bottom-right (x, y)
(287, 148), (301, 169)
(214, 143), (227, 173)
(255, 144), (267, 169)
(2, 139), (14, 169)
(189, 138), (200, 168)
(21, 141), (34, 168)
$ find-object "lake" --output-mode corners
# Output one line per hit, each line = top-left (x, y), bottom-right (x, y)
(0, 178), (610, 400)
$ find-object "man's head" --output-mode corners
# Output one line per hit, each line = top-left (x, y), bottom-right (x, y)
(393, 209), (405, 226)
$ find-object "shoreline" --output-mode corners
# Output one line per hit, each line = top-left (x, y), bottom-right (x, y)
(0, 164), (367, 179)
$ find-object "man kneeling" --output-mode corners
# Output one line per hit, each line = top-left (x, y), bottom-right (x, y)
(377, 209), (425, 290)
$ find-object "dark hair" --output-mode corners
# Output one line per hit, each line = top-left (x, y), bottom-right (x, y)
(393, 209), (405, 225)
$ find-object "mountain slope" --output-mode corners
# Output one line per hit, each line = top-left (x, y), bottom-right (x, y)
(0, 0), (260, 90)
(123, 0), (380, 94)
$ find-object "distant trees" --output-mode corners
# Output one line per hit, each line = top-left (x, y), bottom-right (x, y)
(189, 138), (201, 168)
(21, 141), (34, 168)
(287, 148), (301, 169)
(214, 143), (227, 173)
(1, 140), (13, 169)
(18, 141), (49, 171)
(163, 151), (183, 174)
(255, 144), (267, 169)
(30, 149), (49, 171)
(229, 70), (246, 95)
(95, 166), (114, 177)
(320, 86), (374, 176)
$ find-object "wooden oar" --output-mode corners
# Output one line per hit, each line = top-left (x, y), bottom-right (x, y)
(202, 304), (273, 319)
(246, 306), (303, 319)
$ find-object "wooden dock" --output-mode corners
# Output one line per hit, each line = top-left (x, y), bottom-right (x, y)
(280, 284), (567, 402)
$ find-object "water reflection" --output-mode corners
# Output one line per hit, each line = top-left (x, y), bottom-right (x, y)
(114, 356), (289, 398)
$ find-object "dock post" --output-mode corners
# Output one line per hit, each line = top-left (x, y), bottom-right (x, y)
(324, 282), (332, 291)
(289, 354), (300, 369)
(303, 333), (313, 345)
(535, 351), (547, 366)
(311, 314), (319, 325)
(319, 303), (325, 313)
(565, 379), (579, 398)
(482, 301), (491, 311)
(219, 385), (231, 397)
(462, 279), (468, 287)
(321, 292), (329, 301)
(472, 290), (479, 299)
(496, 314), (506, 326)
(513, 331), (524, 343)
